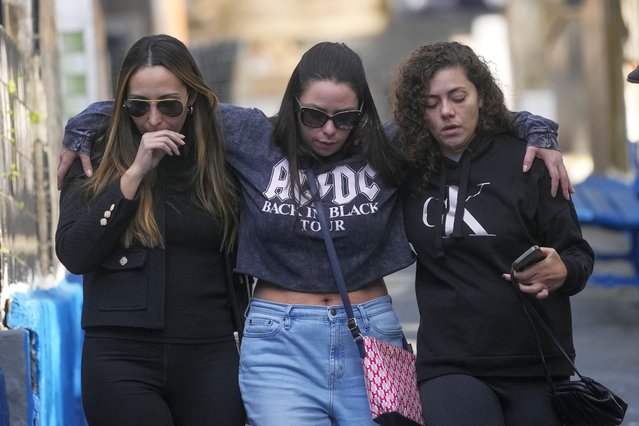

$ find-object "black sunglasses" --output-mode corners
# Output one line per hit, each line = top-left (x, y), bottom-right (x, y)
(296, 98), (362, 130)
(123, 99), (187, 118)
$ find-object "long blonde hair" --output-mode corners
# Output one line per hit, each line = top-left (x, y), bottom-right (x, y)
(88, 34), (239, 251)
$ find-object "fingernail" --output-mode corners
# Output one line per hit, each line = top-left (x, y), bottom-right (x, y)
(522, 164), (529, 172)
(86, 169), (93, 177)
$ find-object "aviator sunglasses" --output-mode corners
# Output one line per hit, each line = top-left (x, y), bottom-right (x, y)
(123, 98), (187, 118)
(296, 98), (363, 130)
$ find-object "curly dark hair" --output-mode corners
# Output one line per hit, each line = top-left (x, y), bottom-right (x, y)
(392, 41), (514, 186)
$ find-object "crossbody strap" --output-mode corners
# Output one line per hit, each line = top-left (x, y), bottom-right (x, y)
(305, 169), (367, 358)
(510, 268), (584, 387)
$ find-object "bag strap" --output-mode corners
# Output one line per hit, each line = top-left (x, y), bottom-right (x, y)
(305, 169), (367, 358)
(510, 268), (586, 388)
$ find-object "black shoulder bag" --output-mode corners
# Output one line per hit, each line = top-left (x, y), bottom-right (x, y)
(510, 266), (628, 426)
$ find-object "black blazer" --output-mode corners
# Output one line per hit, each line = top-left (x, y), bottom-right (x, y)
(56, 157), (249, 332)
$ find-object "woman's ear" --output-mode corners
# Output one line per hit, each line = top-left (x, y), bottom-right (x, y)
(187, 92), (198, 114)
(187, 91), (198, 107)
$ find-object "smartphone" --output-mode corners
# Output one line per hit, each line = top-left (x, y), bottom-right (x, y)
(512, 245), (546, 272)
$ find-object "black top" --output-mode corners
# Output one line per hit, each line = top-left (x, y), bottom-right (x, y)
(403, 133), (594, 382)
(56, 141), (242, 343)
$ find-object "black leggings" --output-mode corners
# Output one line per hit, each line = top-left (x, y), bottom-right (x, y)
(81, 336), (245, 426)
(419, 374), (566, 426)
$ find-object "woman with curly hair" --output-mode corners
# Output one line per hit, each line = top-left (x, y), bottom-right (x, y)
(393, 41), (594, 426)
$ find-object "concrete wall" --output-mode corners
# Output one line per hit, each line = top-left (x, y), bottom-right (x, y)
(0, 0), (84, 424)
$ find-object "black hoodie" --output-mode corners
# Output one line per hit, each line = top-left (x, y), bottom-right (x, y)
(403, 133), (594, 383)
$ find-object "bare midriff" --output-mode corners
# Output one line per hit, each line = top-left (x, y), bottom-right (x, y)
(253, 279), (388, 306)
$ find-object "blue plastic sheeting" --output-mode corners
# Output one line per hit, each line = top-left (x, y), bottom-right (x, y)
(6, 274), (86, 426)
(0, 368), (10, 426)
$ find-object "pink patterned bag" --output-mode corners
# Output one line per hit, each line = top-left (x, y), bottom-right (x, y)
(361, 336), (424, 425)
(306, 171), (424, 425)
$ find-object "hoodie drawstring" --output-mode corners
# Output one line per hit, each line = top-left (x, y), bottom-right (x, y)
(452, 151), (472, 238)
(435, 149), (472, 256)
(434, 161), (447, 258)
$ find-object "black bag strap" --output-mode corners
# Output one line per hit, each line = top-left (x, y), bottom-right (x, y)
(509, 268), (586, 388)
(222, 252), (254, 354)
(304, 169), (367, 357)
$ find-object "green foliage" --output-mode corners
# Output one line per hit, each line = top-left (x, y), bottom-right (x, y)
(29, 111), (44, 124)
(2, 163), (19, 180)
(0, 247), (25, 265)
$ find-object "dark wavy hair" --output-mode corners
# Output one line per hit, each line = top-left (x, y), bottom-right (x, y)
(272, 42), (405, 196)
(392, 41), (514, 186)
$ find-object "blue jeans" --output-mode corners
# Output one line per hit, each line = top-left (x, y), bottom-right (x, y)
(239, 295), (404, 426)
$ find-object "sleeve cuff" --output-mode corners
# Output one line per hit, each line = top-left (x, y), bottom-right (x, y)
(526, 132), (558, 150)
(62, 129), (97, 154)
(61, 101), (113, 153)
(558, 256), (587, 296)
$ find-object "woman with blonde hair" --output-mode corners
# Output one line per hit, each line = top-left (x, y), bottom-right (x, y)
(56, 34), (246, 425)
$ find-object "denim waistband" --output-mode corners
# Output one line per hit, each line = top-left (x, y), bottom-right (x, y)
(246, 295), (393, 323)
